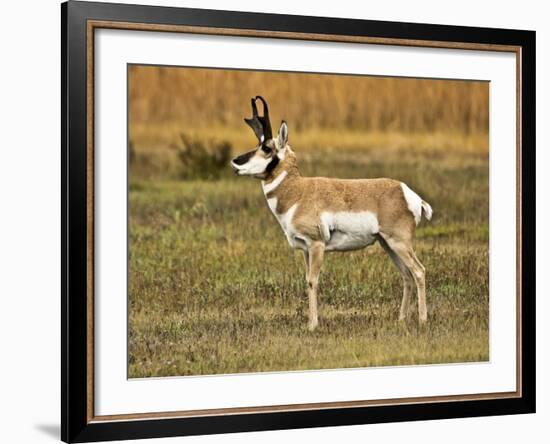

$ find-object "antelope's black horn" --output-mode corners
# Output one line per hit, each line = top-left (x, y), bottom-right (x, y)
(250, 98), (259, 117)
(255, 96), (272, 140)
(255, 96), (269, 116)
(244, 96), (264, 141)
(244, 117), (264, 141)
(244, 96), (273, 142)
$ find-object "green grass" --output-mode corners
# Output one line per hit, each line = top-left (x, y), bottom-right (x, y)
(128, 149), (489, 378)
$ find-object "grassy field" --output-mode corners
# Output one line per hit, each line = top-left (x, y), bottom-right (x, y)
(128, 146), (489, 378)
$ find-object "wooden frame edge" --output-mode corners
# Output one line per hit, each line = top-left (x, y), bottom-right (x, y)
(85, 18), (524, 424)
(89, 19), (521, 52)
(86, 18), (95, 424)
(90, 391), (520, 423)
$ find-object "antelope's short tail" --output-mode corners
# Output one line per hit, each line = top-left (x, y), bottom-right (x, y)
(421, 200), (433, 221)
(401, 182), (433, 224)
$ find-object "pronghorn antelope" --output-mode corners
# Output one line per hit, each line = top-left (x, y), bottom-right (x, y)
(231, 96), (433, 331)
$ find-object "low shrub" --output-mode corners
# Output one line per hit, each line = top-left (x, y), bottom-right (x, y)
(173, 133), (232, 180)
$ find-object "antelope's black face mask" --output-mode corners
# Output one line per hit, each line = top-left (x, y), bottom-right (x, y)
(231, 140), (279, 178)
(231, 96), (287, 178)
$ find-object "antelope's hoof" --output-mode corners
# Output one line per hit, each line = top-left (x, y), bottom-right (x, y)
(308, 321), (319, 331)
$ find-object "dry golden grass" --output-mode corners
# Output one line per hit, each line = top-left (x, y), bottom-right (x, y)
(131, 124), (488, 153)
(129, 65), (488, 157)
(129, 66), (488, 132)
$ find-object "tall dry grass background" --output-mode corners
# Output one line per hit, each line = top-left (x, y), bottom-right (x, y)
(128, 66), (488, 178)
(129, 66), (488, 132)
(128, 65), (489, 378)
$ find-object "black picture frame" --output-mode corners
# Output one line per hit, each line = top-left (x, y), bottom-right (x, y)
(61, 1), (536, 442)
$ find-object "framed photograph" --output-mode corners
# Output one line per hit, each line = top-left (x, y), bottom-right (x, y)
(61, 1), (535, 442)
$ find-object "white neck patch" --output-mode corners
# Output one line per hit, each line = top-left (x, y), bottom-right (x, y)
(262, 170), (288, 195)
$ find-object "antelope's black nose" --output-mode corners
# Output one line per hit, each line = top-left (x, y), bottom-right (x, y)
(232, 151), (254, 166)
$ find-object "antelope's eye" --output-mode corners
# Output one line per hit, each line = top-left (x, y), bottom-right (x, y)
(261, 145), (272, 154)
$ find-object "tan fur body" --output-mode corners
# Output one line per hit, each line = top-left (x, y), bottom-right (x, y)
(264, 151), (415, 247)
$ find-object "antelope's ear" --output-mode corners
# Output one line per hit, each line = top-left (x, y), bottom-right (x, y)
(277, 121), (288, 149)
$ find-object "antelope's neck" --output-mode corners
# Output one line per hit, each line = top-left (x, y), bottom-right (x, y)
(262, 170), (289, 195)
(261, 160), (299, 198)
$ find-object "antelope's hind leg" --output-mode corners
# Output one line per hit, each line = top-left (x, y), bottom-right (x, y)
(378, 235), (415, 321)
(409, 250), (427, 323)
(306, 241), (325, 331)
(379, 234), (427, 323)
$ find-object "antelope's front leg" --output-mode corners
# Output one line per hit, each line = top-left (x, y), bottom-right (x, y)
(302, 250), (310, 282)
(306, 242), (325, 331)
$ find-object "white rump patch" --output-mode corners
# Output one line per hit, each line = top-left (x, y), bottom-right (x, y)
(401, 182), (425, 225)
(320, 211), (379, 252)
(262, 170), (287, 195)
